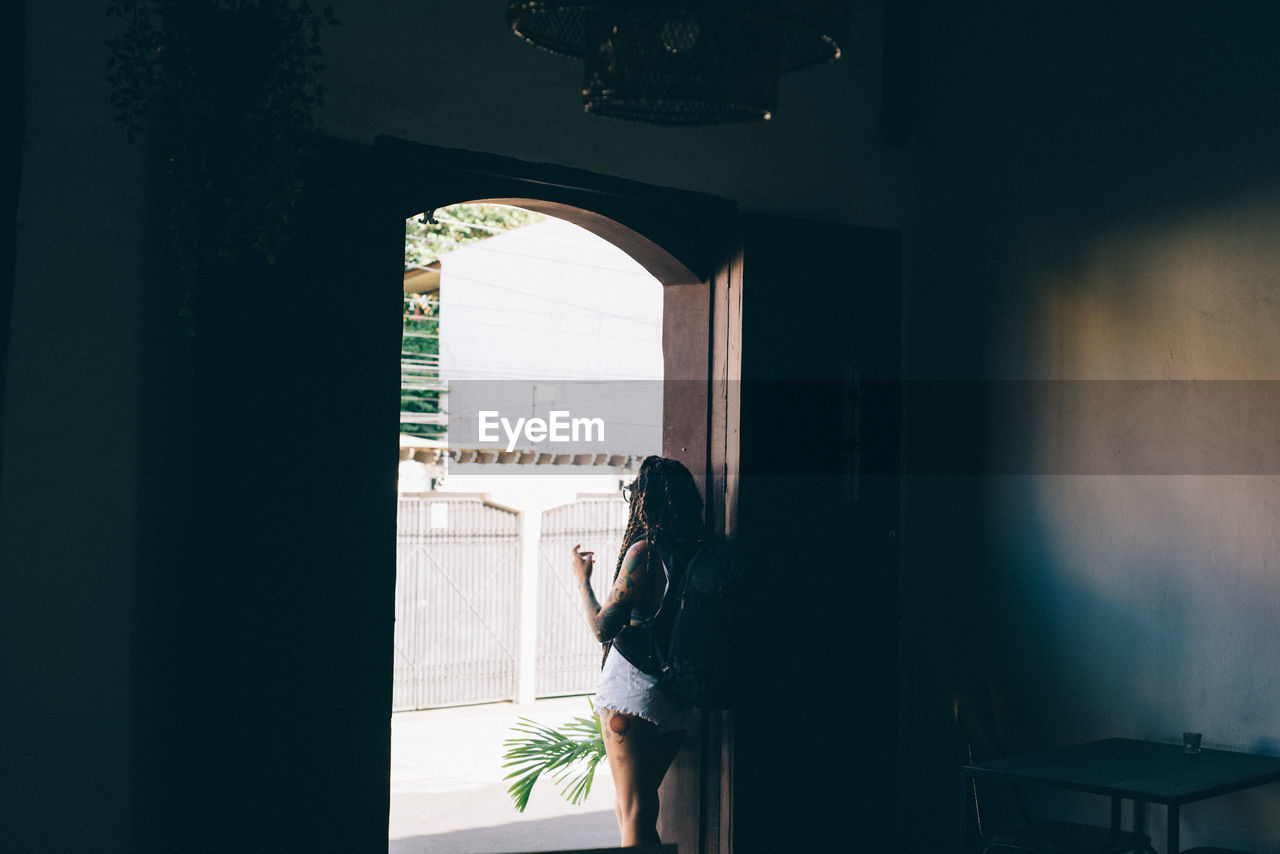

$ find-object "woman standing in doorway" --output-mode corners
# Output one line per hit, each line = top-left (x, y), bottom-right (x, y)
(571, 455), (703, 847)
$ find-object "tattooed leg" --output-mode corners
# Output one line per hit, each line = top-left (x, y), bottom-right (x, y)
(600, 709), (685, 846)
(608, 711), (632, 743)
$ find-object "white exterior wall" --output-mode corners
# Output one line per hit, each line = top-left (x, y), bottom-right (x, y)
(439, 216), (663, 382)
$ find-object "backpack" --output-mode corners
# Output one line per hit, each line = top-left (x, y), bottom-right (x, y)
(614, 537), (747, 710)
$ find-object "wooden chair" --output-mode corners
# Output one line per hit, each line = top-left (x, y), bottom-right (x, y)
(954, 682), (1155, 854)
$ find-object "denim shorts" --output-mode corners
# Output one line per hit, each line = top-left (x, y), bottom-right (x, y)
(594, 647), (693, 732)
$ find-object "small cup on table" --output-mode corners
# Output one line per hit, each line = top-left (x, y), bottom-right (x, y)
(1183, 731), (1202, 754)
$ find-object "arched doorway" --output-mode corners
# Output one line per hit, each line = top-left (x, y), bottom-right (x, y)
(380, 141), (742, 854)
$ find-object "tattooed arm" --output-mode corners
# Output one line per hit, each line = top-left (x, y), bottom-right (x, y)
(571, 540), (649, 643)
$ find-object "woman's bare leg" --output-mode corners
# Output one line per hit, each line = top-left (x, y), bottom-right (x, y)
(601, 710), (685, 846)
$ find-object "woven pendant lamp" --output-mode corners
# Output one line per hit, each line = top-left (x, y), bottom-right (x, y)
(508, 1), (847, 125)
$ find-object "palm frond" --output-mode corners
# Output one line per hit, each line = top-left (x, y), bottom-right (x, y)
(502, 705), (607, 813)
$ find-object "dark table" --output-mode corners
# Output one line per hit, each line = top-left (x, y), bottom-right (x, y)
(962, 737), (1280, 853)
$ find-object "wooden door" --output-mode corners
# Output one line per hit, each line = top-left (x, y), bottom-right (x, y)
(727, 215), (902, 854)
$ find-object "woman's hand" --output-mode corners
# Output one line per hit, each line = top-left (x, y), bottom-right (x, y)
(571, 544), (594, 586)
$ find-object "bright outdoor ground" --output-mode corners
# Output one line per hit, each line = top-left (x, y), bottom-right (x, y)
(389, 695), (618, 854)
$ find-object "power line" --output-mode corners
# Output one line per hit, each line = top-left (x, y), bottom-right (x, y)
(434, 271), (660, 327)
(405, 233), (655, 278)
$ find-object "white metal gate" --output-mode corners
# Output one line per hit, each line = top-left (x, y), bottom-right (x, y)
(393, 496), (520, 711)
(535, 497), (629, 697)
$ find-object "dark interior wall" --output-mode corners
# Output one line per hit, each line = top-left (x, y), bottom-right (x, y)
(2, 6), (149, 851)
(902, 2), (1280, 851)
(132, 141), (404, 852)
(0, 0), (22, 458)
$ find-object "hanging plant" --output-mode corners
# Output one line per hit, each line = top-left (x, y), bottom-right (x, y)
(106, 0), (338, 337)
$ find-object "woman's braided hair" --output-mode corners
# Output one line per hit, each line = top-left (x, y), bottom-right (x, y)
(603, 455), (704, 664)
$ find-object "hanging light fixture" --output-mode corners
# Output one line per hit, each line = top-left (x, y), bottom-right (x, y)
(508, 1), (848, 125)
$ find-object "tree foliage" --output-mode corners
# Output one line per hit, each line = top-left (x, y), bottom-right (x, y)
(400, 293), (441, 439)
(405, 204), (544, 270)
(401, 204), (545, 438)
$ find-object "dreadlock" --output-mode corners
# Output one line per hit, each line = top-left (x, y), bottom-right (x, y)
(602, 455), (704, 665)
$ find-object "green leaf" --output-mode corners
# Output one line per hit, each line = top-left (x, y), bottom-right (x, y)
(501, 704), (606, 813)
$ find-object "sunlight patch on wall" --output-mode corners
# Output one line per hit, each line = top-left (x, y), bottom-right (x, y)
(1020, 197), (1280, 381)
